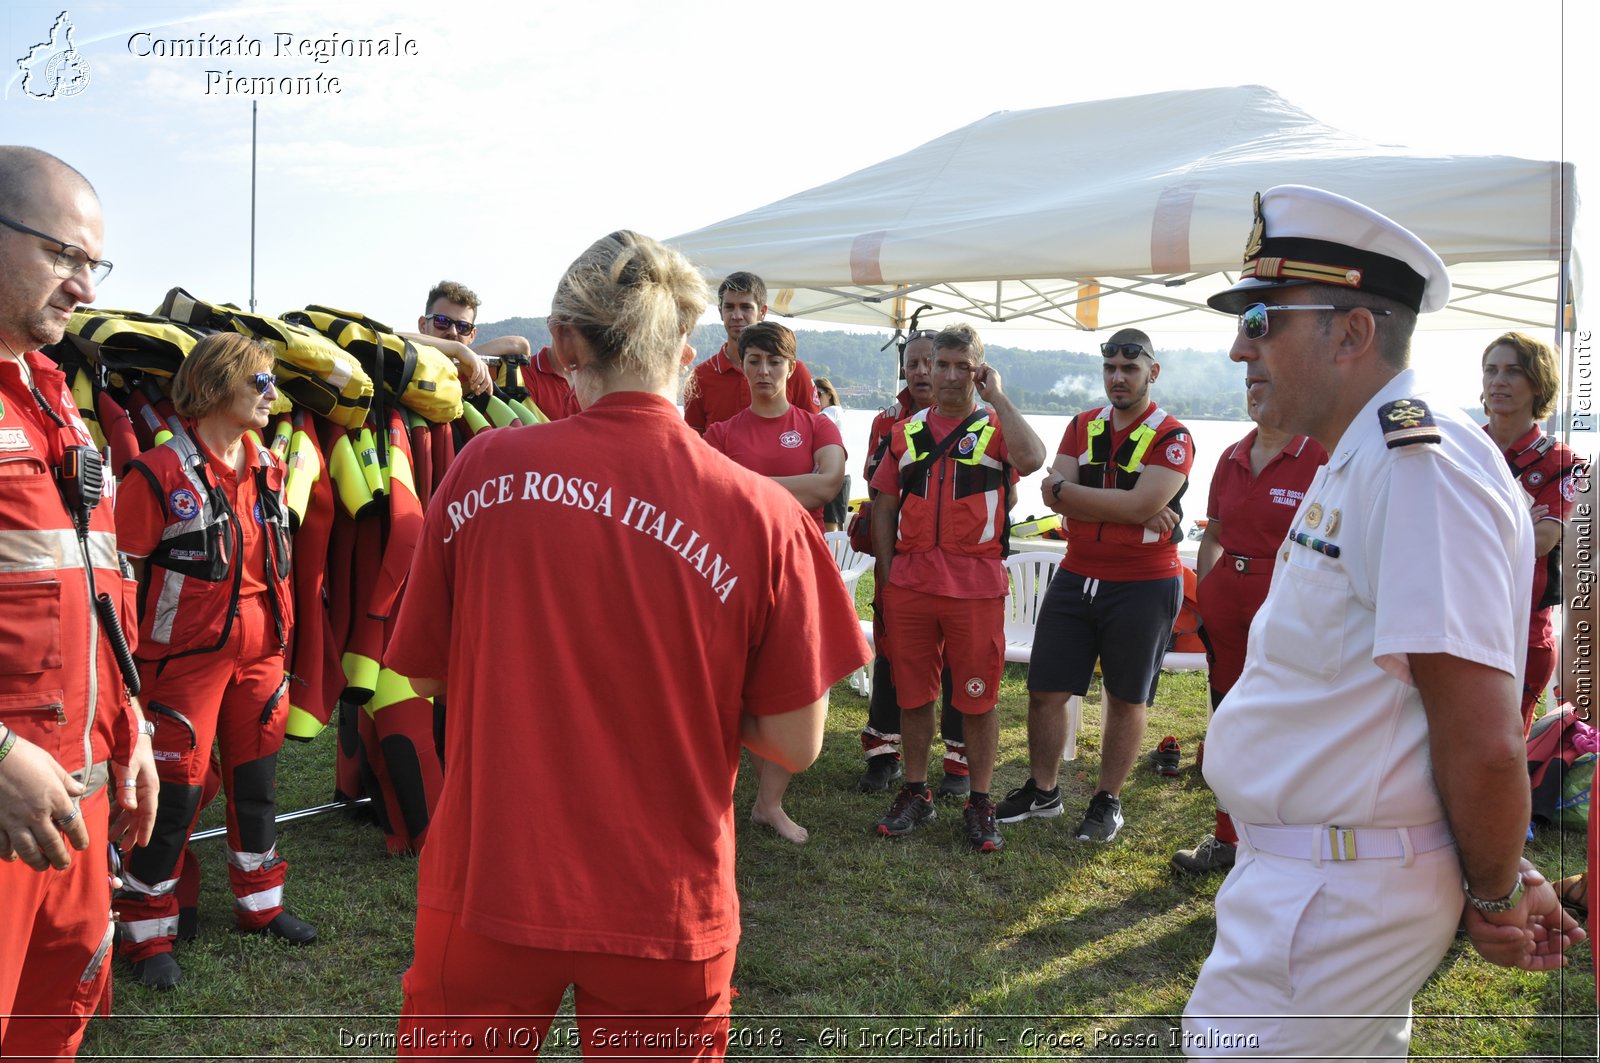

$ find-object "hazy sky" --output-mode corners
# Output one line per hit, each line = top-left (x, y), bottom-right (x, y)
(2, 0), (1592, 407)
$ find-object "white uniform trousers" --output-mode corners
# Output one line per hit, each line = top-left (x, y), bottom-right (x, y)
(1183, 839), (1462, 1060)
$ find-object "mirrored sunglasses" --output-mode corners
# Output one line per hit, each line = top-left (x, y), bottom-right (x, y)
(1238, 302), (1391, 340)
(250, 371), (275, 395)
(430, 313), (476, 336)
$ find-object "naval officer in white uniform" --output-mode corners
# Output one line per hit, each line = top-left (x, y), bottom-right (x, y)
(1183, 185), (1585, 1060)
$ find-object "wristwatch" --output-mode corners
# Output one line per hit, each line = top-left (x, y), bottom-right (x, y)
(1051, 479), (1064, 501)
(137, 720), (156, 737)
(1463, 871), (1525, 912)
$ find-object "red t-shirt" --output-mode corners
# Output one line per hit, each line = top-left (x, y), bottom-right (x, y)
(385, 391), (869, 960)
(704, 405), (844, 530)
(521, 347), (581, 421)
(683, 343), (820, 433)
(1056, 405), (1193, 582)
(117, 433), (272, 599)
(1494, 423), (1581, 644)
(870, 407), (1016, 599)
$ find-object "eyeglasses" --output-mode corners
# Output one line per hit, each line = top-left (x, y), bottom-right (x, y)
(428, 313), (476, 336)
(905, 329), (939, 342)
(250, 371), (275, 395)
(1100, 341), (1150, 358)
(1237, 302), (1392, 340)
(0, 211), (113, 284)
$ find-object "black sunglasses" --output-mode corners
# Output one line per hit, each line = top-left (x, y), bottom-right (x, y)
(1238, 302), (1391, 340)
(429, 313), (476, 336)
(250, 371), (275, 395)
(1100, 341), (1150, 358)
(0, 211), (113, 283)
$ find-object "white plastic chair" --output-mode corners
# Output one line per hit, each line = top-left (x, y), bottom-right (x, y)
(825, 531), (874, 696)
(1002, 551), (1086, 760)
(824, 530), (872, 590)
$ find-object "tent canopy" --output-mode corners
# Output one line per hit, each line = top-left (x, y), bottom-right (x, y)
(668, 86), (1580, 335)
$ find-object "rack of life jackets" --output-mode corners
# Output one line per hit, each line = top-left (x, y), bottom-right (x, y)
(44, 288), (558, 855)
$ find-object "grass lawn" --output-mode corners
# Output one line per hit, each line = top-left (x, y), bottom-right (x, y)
(81, 579), (1597, 1060)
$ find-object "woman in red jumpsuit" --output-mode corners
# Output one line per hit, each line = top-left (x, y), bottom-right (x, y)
(114, 333), (315, 989)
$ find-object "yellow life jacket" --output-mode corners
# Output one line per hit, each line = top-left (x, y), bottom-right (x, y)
(285, 306), (464, 425)
(59, 307), (204, 379)
(157, 288), (375, 429)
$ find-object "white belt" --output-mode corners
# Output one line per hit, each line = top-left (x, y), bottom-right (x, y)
(1233, 818), (1454, 866)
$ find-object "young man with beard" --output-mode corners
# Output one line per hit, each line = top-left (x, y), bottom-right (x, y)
(1001, 329), (1193, 843)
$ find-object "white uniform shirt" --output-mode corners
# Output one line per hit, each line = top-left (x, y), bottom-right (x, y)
(1204, 369), (1532, 828)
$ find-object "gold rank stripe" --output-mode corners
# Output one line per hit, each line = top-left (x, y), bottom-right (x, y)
(1244, 258), (1363, 288)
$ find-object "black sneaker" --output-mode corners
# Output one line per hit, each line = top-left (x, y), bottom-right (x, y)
(1149, 735), (1181, 776)
(857, 754), (903, 793)
(963, 797), (1004, 853)
(1074, 790), (1124, 842)
(1171, 835), (1236, 874)
(995, 778), (1063, 823)
(876, 783), (935, 837)
(936, 772), (971, 799)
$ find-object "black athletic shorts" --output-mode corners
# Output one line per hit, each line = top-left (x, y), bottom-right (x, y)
(1026, 570), (1183, 705)
(824, 474), (851, 527)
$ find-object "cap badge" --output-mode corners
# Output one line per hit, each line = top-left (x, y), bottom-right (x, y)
(1244, 191), (1265, 260)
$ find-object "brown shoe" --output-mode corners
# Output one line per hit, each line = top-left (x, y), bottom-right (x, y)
(1556, 873), (1588, 922)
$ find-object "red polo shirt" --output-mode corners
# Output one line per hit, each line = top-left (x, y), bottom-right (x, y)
(1205, 431), (1327, 561)
(521, 347), (580, 421)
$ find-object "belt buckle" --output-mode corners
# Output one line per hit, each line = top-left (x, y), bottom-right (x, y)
(1233, 556), (1248, 573)
(1328, 826), (1357, 861)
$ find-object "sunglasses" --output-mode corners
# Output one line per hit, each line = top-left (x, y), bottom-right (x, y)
(0, 211), (113, 284)
(905, 329), (939, 342)
(250, 371), (275, 395)
(428, 312), (476, 336)
(1100, 341), (1150, 358)
(1238, 302), (1392, 340)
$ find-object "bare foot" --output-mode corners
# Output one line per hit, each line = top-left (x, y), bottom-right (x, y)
(751, 805), (809, 844)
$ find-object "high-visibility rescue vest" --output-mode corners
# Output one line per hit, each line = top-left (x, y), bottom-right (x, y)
(1076, 403), (1189, 528)
(126, 430), (293, 664)
(891, 407), (1010, 560)
(0, 353), (137, 775)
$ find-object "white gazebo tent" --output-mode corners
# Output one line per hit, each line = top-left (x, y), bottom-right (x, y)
(668, 85), (1579, 340)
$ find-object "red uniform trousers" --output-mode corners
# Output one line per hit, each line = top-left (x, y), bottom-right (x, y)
(1196, 561), (1276, 848)
(1520, 608), (1558, 736)
(0, 787), (113, 1059)
(117, 595), (290, 962)
(1195, 560), (1274, 697)
(399, 905), (735, 1059)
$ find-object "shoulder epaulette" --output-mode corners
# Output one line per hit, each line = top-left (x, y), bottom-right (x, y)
(1378, 398), (1440, 449)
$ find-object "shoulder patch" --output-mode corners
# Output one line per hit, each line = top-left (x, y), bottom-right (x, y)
(1378, 398), (1440, 449)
